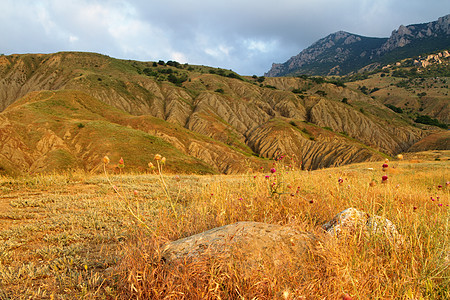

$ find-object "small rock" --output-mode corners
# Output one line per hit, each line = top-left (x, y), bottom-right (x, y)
(322, 207), (404, 246)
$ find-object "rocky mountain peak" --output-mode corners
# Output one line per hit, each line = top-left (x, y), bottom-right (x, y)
(378, 14), (450, 54)
(266, 14), (450, 76)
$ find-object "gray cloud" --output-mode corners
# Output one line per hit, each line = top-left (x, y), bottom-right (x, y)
(1, 0), (449, 75)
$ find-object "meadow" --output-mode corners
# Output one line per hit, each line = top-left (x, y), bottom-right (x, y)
(0, 151), (448, 299)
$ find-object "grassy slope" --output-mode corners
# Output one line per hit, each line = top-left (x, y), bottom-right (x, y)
(2, 90), (218, 174)
(0, 154), (448, 298)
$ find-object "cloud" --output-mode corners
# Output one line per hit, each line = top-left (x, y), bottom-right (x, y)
(1, 0), (449, 75)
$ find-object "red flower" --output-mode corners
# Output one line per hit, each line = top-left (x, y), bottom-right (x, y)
(382, 175), (388, 183)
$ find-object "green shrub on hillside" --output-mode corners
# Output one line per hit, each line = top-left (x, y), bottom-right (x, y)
(414, 114), (448, 129)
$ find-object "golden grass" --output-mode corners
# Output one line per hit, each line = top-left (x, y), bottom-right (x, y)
(0, 156), (448, 299)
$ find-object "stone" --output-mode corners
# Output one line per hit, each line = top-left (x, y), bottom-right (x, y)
(162, 208), (405, 266)
(322, 207), (404, 246)
(161, 221), (315, 265)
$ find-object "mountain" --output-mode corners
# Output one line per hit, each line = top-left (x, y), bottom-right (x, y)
(0, 52), (444, 176)
(266, 14), (450, 76)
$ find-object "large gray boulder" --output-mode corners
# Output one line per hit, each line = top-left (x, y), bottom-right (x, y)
(162, 221), (315, 265)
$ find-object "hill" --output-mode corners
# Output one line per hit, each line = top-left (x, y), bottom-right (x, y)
(344, 50), (450, 125)
(0, 52), (445, 176)
(266, 14), (450, 76)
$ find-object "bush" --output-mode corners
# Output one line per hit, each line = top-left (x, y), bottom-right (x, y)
(415, 115), (448, 129)
(311, 77), (325, 84)
(417, 92), (427, 97)
(167, 74), (188, 86)
(143, 68), (158, 76)
(359, 86), (369, 95)
(385, 104), (403, 113)
(315, 90), (327, 97)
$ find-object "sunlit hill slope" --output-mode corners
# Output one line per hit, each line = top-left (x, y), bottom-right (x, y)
(0, 52), (446, 175)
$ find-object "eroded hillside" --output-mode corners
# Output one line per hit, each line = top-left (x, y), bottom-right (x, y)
(0, 52), (444, 175)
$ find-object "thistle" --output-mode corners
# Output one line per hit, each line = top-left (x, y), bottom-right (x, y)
(103, 156), (110, 165)
(118, 157), (125, 169)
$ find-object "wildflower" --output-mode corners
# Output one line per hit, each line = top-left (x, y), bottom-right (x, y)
(413, 206), (417, 211)
(118, 157), (125, 168)
(290, 193), (295, 196)
(437, 185), (442, 189)
(238, 197), (243, 201)
(133, 190), (138, 196)
(431, 197), (435, 201)
(161, 157), (166, 164)
(270, 168), (276, 173)
(103, 156), (110, 164)
(148, 162), (155, 169)
(154, 154), (162, 161)
(342, 293), (353, 300)
(381, 175), (388, 183)
(309, 200), (314, 204)
(338, 177), (344, 184)
(384, 158), (389, 163)
(447, 181), (450, 186)
(265, 175), (270, 179)
(397, 154), (403, 160)
(382, 163), (388, 171)
(438, 203), (443, 207)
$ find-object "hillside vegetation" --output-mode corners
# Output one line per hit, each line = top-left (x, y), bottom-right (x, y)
(344, 51), (450, 125)
(0, 52), (446, 176)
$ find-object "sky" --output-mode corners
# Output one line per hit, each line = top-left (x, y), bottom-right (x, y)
(1, 0), (449, 75)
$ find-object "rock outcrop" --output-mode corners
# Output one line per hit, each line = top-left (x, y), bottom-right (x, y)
(378, 14), (450, 55)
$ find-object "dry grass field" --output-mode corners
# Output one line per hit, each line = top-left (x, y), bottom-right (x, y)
(0, 151), (448, 299)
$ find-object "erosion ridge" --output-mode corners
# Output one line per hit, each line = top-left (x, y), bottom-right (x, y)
(0, 52), (444, 175)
